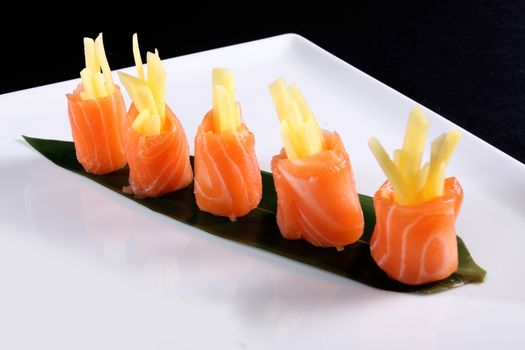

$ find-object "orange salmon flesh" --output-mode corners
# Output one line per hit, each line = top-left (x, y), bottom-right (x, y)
(66, 84), (127, 175)
(271, 131), (364, 249)
(124, 104), (193, 198)
(370, 177), (463, 285)
(194, 110), (262, 221)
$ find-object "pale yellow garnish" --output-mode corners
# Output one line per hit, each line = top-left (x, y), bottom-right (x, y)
(118, 34), (167, 136)
(80, 68), (96, 100)
(132, 33), (145, 80)
(393, 149), (402, 168)
(131, 109), (161, 136)
(399, 106), (430, 193)
(92, 73), (106, 97)
(118, 72), (158, 116)
(279, 120), (299, 161)
(80, 33), (113, 100)
(419, 128), (461, 201)
(94, 33), (114, 95)
(369, 137), (416, 205)
(369, 106), (461, 205)
(416, 162), (429, 193)
(83, 38), (98, 74)
(269, 78), (325, 160)
(441, 128), (461, 167)
(211, 68), (241, 133)
(147, 51), (166, 122)
(213, 68), (235, 100)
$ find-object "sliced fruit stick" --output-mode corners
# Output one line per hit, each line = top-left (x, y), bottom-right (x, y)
(94, 33), (114, 95)
(132, 33), (145, 80)
(131, 109), (162, 136)
(369, 137), (415, 205)
(118, 71), (159, 116)
(80, 68), (96, 100)
(400, 106), (430, 192)
(146, 51), (166, 121)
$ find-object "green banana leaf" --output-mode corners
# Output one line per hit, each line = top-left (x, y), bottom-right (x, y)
(23, 135), (486, 294)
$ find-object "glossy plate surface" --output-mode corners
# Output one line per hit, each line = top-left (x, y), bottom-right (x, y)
(1, 34), (524, 349)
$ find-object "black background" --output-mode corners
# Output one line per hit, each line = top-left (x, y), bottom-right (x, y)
(2, 1), (524, 163)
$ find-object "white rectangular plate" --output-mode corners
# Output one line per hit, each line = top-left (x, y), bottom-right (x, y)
(1, 34), (524, 350)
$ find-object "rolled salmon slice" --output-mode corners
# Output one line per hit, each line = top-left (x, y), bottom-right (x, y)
(66, 84), (127, 175)
(124, 104), (193, 198)
(370, 177), (463, 285)
(194, 110), (262, 221)
(271, 130), (364, 249)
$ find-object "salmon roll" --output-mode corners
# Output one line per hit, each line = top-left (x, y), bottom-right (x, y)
(66, 33), (126, 175)
(118, 34), (192, 198)
(124, 104), (193, 198)
(369, 106), (462, 285)
(370, 178), (463, 285)
(269, 78), (364, 249)
(194, 68), (262, 220)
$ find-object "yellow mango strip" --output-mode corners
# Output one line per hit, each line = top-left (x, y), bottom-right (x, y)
(94, 33), (114, 95)
(393, 149), (402, 168)
(131, 109), (161, 136)
(288, 84), (314, 122)
(369, 137), (416, 205)
(288, 83), (325, 150)
(92, 73), (107, 97)
(416, 162), (429, 194)
(400, 106), (430, 192)
(132, 33), (145, 81)
(118, 72), (159, 116)
(420, 133), (446, 201)
(269, 78), (325, 160)
(146, 51), (166, 122)
(79, 34), (114, 100)
(84, 38), (100, 73)
(279, 120), (299, 160)
(80, 68), (97, 100)
(213, 68), (235, 100)
(211, 85), (222, 133)
(282, 98), (305, 151)
(279, 99), (305, 159)
(269, 78), (290, 123)
(83, 38), (98, 73)
(213, 85), (236, 132)
(434, 162), (447, 197)
(304, 117), (324, 157)
(370, 108), (460, 205)
(442, 128), (461, 166)
(211, 68), (241, 133)
(119, 34), (168, 136)
(420, 129), (461, 201)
